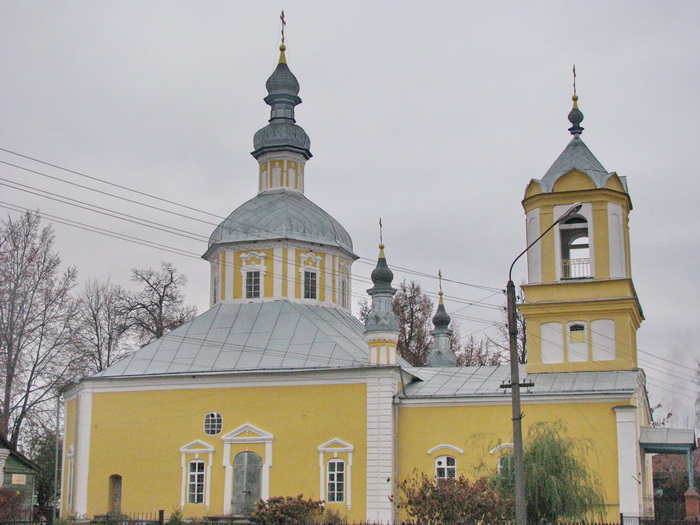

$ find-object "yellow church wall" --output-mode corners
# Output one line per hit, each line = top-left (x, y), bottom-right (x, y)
(397, 399), (626, 521)
(551, 170), (596, 192)
(84, 382), (367, 521)
(521, 279), (638, 303)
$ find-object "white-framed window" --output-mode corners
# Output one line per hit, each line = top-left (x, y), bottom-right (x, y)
(304, 270), (317, 299)
(435, 455), (456, 480)
(246, 270), (261, 299)
(188, 460), (205, 504)
(204, 412), (222, 435)
(327, 458), (345, 502)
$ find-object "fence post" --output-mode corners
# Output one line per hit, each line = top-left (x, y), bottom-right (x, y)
(620, 512), (624, 525)
(158, 510), (164, 525)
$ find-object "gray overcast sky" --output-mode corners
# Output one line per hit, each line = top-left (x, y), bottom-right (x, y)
(1, 1), (698, 423)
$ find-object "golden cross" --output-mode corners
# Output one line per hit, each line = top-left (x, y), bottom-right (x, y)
(573, 64), (577, 96)
(379, 217), (383, 245)
(280, 11), (286, 45)
(438, 270), (443, 294)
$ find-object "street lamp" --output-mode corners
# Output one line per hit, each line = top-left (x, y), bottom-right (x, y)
(506, 202), (582, 525)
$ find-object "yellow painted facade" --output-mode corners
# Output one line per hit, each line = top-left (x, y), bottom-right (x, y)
(397, 399), (629, 521)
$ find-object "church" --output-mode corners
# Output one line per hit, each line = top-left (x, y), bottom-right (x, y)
(61, 38), (679, 522)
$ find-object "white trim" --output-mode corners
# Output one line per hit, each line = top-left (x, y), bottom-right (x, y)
(318, 438), (354, 509)
(427, 444), (464, 455)
(221, 423), (274, 515)
(615, 405), (643, 515)
(74, 388), (93, 516)
(489, 443), (514, 454)
(179, 441), (214, 510)
(273, 246), (282, 297)
(398, 391), (636, 407)
(526, 209), (542, 283)
(365, 374), (397, 522)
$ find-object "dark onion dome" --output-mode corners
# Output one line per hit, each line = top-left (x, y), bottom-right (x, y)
(205, 189), (356, 258)
(568, 94), (584, 136)
(252, 44), (311, 160)
(367, 244), (394, 295)
(432, 294), (451, 329)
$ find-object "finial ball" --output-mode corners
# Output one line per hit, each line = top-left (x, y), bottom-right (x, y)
(439, 291), (443, 297)
(572, 94), (578, 102)
(379, 243), (385, 250)
(279, 44), (286, 52)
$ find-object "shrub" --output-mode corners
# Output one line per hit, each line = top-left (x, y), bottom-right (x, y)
(0, 487), (26, 521)
(398, 470), (513, 524)
(250, 495), (324, 525)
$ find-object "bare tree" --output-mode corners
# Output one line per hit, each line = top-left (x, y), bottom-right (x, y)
(455, 334), (503, 366)
(0, 212), (77, 445)
(75, 279), (132, 374)
(121, 262), (196, 345)
(393, 280), (434, 366)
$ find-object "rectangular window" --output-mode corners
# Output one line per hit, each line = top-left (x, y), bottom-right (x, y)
(304, 270), (317, 299)
(246, 270), (260, 299)
(327, 459), (345, 502)
(188, 460), (205, 504)
(435, 455), (456, 480)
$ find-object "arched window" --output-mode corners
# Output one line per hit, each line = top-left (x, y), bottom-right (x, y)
(560, 216), (590, 279)
(327, 458), (345, 502)
(498, 454), (514, 477)
(204, 412), (222, 435)
(435, 455), (456, 480)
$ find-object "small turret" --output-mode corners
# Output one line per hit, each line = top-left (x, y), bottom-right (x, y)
(364, 243), (400, 365)
(426, 291), (456, 367)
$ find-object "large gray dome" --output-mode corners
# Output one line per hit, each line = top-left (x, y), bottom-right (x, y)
(208, 189), (355, 256)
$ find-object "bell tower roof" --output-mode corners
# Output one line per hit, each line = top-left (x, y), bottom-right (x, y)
(532, 93), (628, 194)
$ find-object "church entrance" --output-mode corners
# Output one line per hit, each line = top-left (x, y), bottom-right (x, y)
(232, 451), (262, 515)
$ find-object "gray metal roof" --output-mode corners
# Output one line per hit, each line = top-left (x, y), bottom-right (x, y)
(402, 365), (640, 398)
(207, 189), (355, 256)
(535, 136), (628, 194)
(640, 427), (697, 454)
(96, 301), (371, 378)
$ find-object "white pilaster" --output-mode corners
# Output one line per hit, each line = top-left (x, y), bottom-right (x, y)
(615, 405), (642, 516)
(75, 388), (93, 517)
(366, 374), (396, 523)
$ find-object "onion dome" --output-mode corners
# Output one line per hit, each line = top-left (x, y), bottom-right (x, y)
(252, 44), (311, 160)
(568, 94), (584, 136)
(432, 293), (451, 329)
(367, 244), (394, 295)
(205, 189), (356, 258)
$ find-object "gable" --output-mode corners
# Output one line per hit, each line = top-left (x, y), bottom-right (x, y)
(552, 169), (596, 192)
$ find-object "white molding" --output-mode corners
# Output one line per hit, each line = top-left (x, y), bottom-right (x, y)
(489, 443), (514, 454)
(221, 423), (274, 515)
(615, 405), (643, 515)
(398, 391), (635, 406)
(179, 441), (214, 510)
(74, 389), (93, 516)
(526, 209), (542, 283)
(427, 444), (464, 455)
(318, 438), (354, 509)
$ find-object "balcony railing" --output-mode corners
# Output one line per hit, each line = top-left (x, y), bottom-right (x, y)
(562, 257), (591, 279)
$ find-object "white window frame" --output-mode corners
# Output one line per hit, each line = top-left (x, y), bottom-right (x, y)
(240, 252), (267, 299)
(435, 455), (456, 480)
(327, 458), (345, 503)
(188, 459), (205, 504)
(299, 252), (322, 301)
(204, 412), (222, 435)
(179, 440), (214, 510)
(318, 438), (354, 509)
(245, 270), (261, 299)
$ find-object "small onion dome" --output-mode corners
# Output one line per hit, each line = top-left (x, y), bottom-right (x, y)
(265, 45), (301, 97)
(432, 293), (451, 329)
(367, 244), (394, 295)
(568, 94), (584, 136)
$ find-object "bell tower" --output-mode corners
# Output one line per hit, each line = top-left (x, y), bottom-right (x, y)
(519, 91), (644, 374)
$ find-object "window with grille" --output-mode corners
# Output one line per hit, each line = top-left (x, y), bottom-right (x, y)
(204, 412), (222, 435)
(304, 270), (317, 299)
(435, 455), (456, 480)
(188, 460), (205, 504)
(327, 458), (345, 502)
(246, 270), (261, 299)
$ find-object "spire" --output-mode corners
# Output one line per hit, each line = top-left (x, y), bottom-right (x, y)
(426, 272), (456, 367)
(252, 13), (311, 161)
(568, 65), (584, 136)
